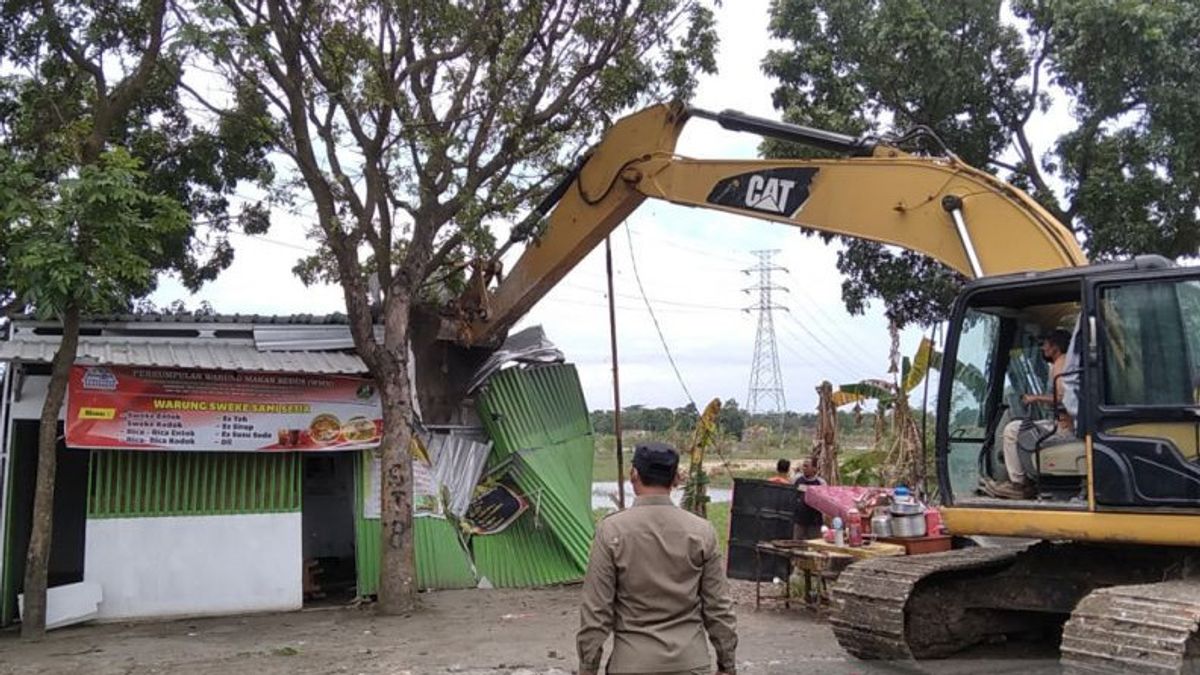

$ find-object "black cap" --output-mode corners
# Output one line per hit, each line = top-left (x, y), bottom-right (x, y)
(632, 442), (680, 485)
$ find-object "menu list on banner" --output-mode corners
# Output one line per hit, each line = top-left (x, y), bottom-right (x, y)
(66, 365), (383, 452)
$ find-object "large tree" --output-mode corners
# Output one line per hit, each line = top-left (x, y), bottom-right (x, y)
(763, 0), (1200, 327)
(195, 0), (717, 613)
(0, 0), (271, 637)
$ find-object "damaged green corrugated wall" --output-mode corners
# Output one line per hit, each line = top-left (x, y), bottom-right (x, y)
(354, 455), (478, 594)
(354, 363), (595, 595)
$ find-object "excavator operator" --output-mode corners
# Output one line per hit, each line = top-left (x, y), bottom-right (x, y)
(986, 329), (1074, 499)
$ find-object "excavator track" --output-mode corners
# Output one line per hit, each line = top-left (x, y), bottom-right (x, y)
(1061, 579), (1200, 674)
(829, 544), (1026, 659)
(832, 542), (1200, 671)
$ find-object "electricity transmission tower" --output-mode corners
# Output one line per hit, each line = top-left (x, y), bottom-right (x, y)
(744, 250), (788, 421)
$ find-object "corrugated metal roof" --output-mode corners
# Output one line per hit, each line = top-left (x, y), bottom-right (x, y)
(13, 313), (353, 325)
(253, 325), (385, 351)
(0, 338), (368, 374)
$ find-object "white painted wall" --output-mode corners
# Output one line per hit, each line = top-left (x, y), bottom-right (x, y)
(84, 513), (302, 620)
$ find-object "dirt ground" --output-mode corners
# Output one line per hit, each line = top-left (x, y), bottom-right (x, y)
(0, 582), (1060, 675)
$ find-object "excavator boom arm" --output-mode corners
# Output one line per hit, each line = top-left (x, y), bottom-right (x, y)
(457, 103), (1085, 345)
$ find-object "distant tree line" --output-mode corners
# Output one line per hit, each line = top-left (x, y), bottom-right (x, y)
(589, 398), (875, 440)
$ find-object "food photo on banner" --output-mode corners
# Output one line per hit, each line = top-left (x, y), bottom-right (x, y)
(65, 365), (383, 451)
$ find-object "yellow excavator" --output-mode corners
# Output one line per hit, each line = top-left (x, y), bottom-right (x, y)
(444, 102), (1200, 672)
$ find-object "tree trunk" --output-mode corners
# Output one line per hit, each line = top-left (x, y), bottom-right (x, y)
(376, 302), (417, 614)
(21, 303), (81, 639)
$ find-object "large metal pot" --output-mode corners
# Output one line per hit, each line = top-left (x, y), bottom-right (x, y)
(889, 501), (925, 516)
(889, 513), (927, 538)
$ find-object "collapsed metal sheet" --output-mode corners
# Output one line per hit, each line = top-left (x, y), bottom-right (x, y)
(467, 325), (564, 392)
(426, 431), (492, 517)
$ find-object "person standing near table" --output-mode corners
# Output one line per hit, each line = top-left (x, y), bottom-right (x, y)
(767, 458), (792, 484)
(792, 458), (825, 540)
(577, 442), (738, 675)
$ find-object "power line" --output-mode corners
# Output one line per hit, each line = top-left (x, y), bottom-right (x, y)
(624, 224), (695, 406)
(788, 283), (882, 365)
(541, 294), (738, 316)
(625, 216), (883, 366)
(776, 321), (876, 383)
(559, 281), (743, 311)
(196, 221), (319, 254)
(782, 310), (851, 366)
(626, 218), (750, 269)
(228, 229), (317, 253)
(774, 332), (827, 371)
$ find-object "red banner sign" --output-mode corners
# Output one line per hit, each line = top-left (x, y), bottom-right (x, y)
(67, 365), (382, 451)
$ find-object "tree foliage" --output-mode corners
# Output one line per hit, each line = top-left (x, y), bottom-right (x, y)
(763, 0), (1200, 327)
(1, 149), (190, 315)
(0, 0), (275, 311)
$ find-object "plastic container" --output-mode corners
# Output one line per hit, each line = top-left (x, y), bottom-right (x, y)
(924, 508), (943, 535)
(847, 508), (863, 547)
(832, 517), (845, 547)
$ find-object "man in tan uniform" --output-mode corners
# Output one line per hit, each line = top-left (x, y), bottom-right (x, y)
(577, 442), (738, 675)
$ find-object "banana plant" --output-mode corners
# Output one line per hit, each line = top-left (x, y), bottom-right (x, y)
(830, 335), (938, 491)
(682, 398), (722, 517)
(832, 337), (986, 410)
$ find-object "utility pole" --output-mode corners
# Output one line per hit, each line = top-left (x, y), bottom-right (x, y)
(743, 250), (788, 429)
(605, 237), (626, 509)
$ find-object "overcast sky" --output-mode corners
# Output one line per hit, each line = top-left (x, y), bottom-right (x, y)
(150, 1), (1072, 413)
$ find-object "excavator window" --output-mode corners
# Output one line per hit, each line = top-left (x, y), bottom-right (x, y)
(946, 309), (998, 440)
(1100, 279), (1200, 406)
(1092, 274), (1200, 508)
(943, 309), (1001, 498)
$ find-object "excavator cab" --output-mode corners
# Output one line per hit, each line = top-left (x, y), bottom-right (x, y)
(936, 255), (1200, 514)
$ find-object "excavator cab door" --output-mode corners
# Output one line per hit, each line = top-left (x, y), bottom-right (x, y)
(1086, 267), (1200, 510)
(936, 276), (1085, 505)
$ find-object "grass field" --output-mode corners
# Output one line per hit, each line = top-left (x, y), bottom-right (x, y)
(707, 501), (731, 552)
(591, 432), (831, 486)
(592, 501), (732, 553)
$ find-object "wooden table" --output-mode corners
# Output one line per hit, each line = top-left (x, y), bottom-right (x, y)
(801, 538), (907, 559)
(753, 540), (859, 609)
